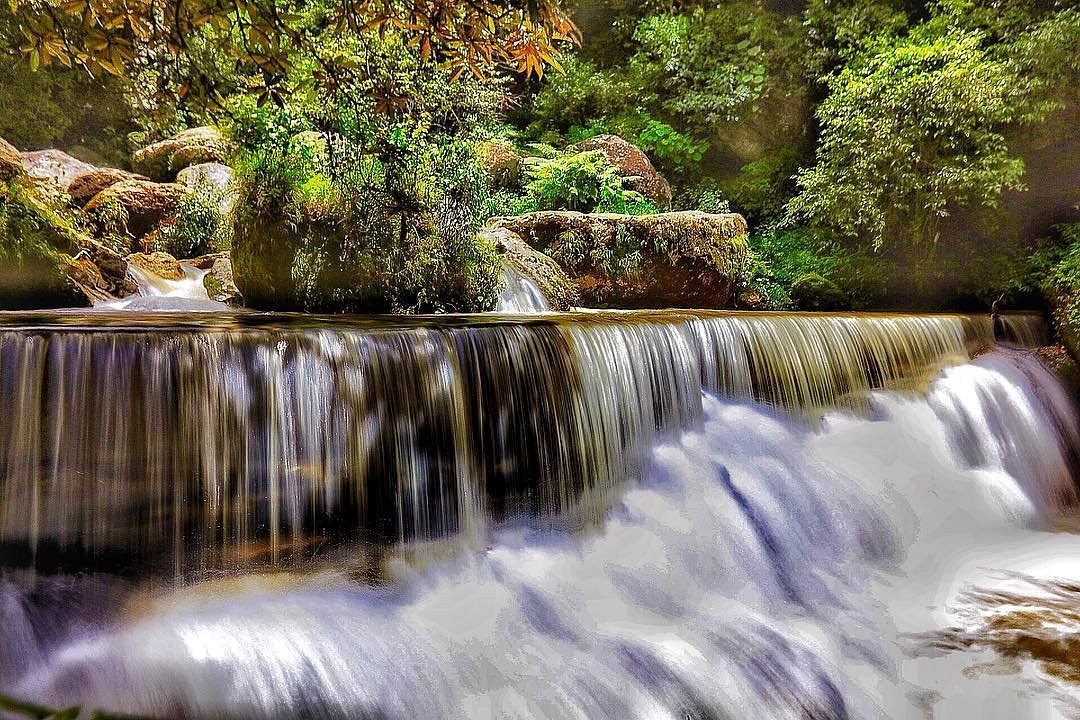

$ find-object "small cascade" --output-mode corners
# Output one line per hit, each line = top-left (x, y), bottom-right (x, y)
(95, 262), (229, 312)
(0, 310), (1040, 574)
(494, 268), (551, 313)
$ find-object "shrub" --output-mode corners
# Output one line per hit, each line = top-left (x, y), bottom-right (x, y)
(152, 179), (232, 257)
(789, 273), (849, 310)
(517, 150), (658, 215)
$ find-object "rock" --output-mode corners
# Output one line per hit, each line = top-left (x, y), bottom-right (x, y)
(0, 137), (24, 182)
(127, 251), (184, 281)
(789, 273), (849, 311)
(20, 149), (97, 187)
(1034, 345), (1080, 397)
(66, 168), (146, 207)
(83, 179), (186, 241)
(476, 140), (522, 188)
(484, 227), (578, 310)
(189, 251), (242, 304)
(176, 162), (238, 217)
(493, 211), (749, 309)
(575, 134), (672, 210)
(132, 126), (233, 181)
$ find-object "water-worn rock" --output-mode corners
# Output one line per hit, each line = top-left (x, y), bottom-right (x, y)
(176, 162), (238, 217)
(20, 149), (97, 187)
(0, 137), (24, 182)
(484, 227), (578, 310)
(575, 134), (672, 210)
(67, 168), (146, 207)
(84, 179), (186, 241)
(189, 251), (242, 304)
(127, 251), (184, 281)
(132, 127), (233, 181)
(1034, 345), (1080, 397)
(476, 140), (522, 188)
(494, 211), (749, 309)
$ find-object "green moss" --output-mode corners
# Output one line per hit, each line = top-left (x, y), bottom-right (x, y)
(789, 272), (849, 311)
(0, 181), (85, 308)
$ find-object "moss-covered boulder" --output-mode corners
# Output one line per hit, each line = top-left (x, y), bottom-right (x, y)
(0, 137), (24, 182)
(476, 140), (522, 189)
(190, 252), (242, 305)
(132, 127), (233, 181)
(127, 251), (184, 280)
(484, 227), (578, 310)
(575, 135), (673, 210)
(0, 179), (95, 307)
(789, 273), (849, 311)
(83, 179), (186, 241)
(493, 211), (748, 309)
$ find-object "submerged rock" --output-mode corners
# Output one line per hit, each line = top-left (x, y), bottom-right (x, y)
(575, 134), (672, 210)
(83, 179), (186, 241)
(132, 126), (233, 181)
(485, 227), (577, 311)
(20, 149), (96, 187)
(494, 211), (749, 309)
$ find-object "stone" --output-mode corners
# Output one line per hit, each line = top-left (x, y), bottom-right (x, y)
(83, 180), (186, 241)
(484, 227), (578, 311)
(176, 162), (238, 217)
(127, 251), (184, 281)
(789, 273), (849, 311)
(493, 211), (749, 309)
(476, 140), (523, 188)
(189, 251), (242, 305)
(0, 137), (24, 182)
(20, 149), (97, 187)
(132, 126), (233, 181)
(67, 168), (146, 207)
(575, 134), (673, 210)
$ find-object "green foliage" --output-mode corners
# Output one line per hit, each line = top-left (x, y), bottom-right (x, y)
(789, 273), (849, 311)
(234, 138), (501, 313)
(0, 180), (83, 307)
(515, 150), (659, 215)
(153, 180), (232, 258)
(788, 24), (1044, 249)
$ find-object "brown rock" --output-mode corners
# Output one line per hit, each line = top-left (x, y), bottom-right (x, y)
(494, 211), (749, 309)
(575, 134), (672, 210)
(127, 251), (184, 281)
(0, 137), (24, 182)
(476, 140), (522, 188)
(189, 251), (242, 305)
(84, 180), (186, 240)
(67, 168), (146, 207)
(20, 149), (97, 187)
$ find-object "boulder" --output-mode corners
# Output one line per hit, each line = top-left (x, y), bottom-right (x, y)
(476, 140), (522, 188)
(83, 179), (186, 241)
(127, 251), (184, 281)
(1034, 345), (1080, 397)
(132, 126), (233, 181)
(0, 137), (24, 182)
(189, 251), (242, 305)
(493, 211), (749, 309)
(20, 149), (97, 187)
(484, 227), (578, 310)
(67, 168), (146, 207)
(575, 134), (672, 210)
(176, 162), (238, 217)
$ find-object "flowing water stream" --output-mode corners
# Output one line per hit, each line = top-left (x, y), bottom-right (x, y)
(0, 309), (1077, 719)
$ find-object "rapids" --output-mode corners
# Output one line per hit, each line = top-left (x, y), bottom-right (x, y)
(0, 310), (1077, 719)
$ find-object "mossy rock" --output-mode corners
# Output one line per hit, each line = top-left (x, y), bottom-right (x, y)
(493, 211), (749, 309)
(476, 140), (522, 189)
(0, 137), (24, 183)
(484, 227), (578, 310)
(0, 180), (87, 308)
(132, 127), (233, 181)
(789, 273), (849, 311)
(83, 179), (186, 241)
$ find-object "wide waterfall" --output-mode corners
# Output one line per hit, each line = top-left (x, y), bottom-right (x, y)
(1, 309), (1078, 719)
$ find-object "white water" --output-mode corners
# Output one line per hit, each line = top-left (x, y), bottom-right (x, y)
(95, 262), (228, 312)
(495, 268), (551, 313)
(6, 348), (1080, 718)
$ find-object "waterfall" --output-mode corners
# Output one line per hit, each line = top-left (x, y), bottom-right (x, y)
(494, 268), (552, 313)
(0, 311), (1043, 572)
(2, 334), (1078, 719)
(94, 262), (228, 312)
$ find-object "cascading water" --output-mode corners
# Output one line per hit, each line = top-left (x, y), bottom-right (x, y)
(95, 263), (229, 312)
(0, 309), (1077, 719)
(494, 268), (552, 313)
